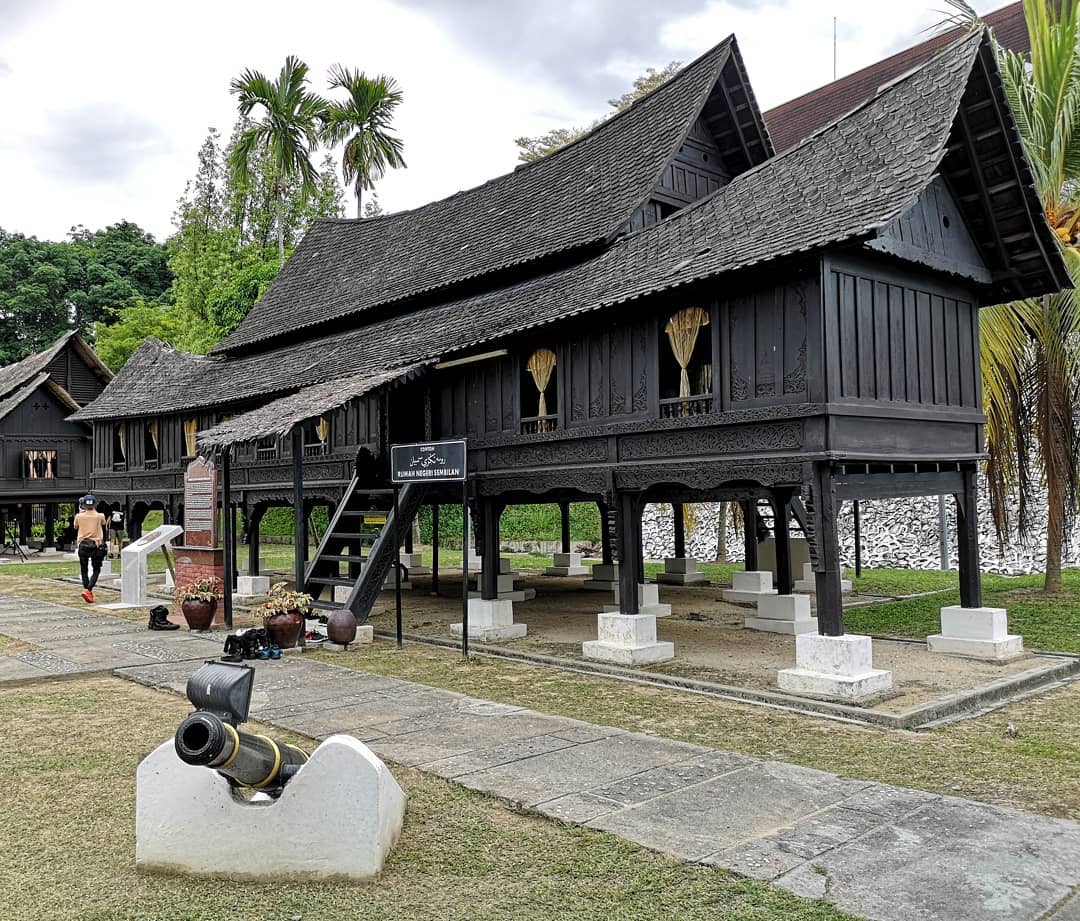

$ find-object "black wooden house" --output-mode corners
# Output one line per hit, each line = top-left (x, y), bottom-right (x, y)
(73, 30), (1067, 691)
(0, 332), (112, 547)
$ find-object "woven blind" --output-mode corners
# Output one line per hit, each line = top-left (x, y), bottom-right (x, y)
(664, 307), (710, 398)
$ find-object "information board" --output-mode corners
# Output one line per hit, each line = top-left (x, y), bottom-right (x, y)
(390, 440), (467, 483)
(183, 457), (218, 547)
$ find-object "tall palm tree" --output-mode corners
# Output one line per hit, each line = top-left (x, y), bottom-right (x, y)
(323, 66), (406, 218)
(228, 56), (326, 263)
(971, 0), (1080, 591)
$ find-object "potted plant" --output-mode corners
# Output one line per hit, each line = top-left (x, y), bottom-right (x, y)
(260, 582), (313, 649)
(174, 577), (222, 631)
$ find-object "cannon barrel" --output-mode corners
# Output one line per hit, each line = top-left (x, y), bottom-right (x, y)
(174, 711), (307, 792)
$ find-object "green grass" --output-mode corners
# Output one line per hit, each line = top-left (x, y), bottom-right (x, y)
(0, 675), (859, 921)
(313, 641), (1080, 821)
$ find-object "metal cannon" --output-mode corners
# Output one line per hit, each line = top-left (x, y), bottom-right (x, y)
(173, 660), (307, 794)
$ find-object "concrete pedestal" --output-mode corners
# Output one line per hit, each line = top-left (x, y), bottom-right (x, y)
(235, 575), (270, 600)
(655, 557), (709, 585)
(794, 562), (853, 594)
(451, 598), (527, 642)
(466, 549), (483, 573)
(928, 606), (1024, 660)
(583, 612), (674, 665)
(778, 633), (893, 702)
(401, 551), (431, 576)
(544, 552), (590, 577)
(604, 582), (672, 617)
(744, 593), (818, 635)
(325, 625), (374, 651)
(136, 734), (404, 880)
(583, 562), (619, 592)
(722, 570), (779, 606)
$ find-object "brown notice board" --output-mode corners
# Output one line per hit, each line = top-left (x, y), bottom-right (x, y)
(183, 457), (218, 548)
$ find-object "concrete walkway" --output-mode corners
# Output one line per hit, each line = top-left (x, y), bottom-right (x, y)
(2, 595), (1079, 921)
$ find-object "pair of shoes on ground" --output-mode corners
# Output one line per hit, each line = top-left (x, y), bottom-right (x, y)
(147, 605), (180, 631)
(305, 630), (326, 645)
(81, 588), (94, 604)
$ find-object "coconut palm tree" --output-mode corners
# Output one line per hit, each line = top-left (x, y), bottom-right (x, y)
(966, 0), (1080, 591)
(323, 66), (406, 218)
(228, 56), (327, 263)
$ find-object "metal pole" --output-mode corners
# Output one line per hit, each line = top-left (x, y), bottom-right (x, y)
(461, 481), (469, 658)
(938, 494), (950, 571)
(222, 447), (233, 630)
(394, 484), (402, 648)
(852, 499), (862, 580)
(431, 504), (440, 596)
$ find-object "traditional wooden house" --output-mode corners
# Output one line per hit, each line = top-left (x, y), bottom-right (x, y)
(73, 28), (1068, 699)
(0, 332), (112, 548)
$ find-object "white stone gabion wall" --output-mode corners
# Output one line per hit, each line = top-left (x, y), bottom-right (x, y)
(642, 492), (1080, 576)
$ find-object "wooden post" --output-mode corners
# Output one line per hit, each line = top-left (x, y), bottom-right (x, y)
(560, 502), (571, 554)
(772, 491), (793, 595)
(44, 504), (55, 548)
(853, 499), (863, 579)
(394, 485), (402, 648)
(599, 501), (613, 565)
(673, 503), (686, 559)
(431, 504), (440, 596)
(247, 507), (261, 576)
(956, 467), (983, 608)
(291, 428), (305, 597)
(616, 493), (642, 615)
(741, 501), (759, 571)
(812, 464), (845, 636)
(222, 447), (234, 630)
(480, 500), (500, 600)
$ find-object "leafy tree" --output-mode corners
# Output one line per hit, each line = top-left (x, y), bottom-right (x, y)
(323, 66), (406, 218)
(515, 62), (682, 163)
(93, 302), (187, 371)
(970, 0), (1080, 591)
(228, 56), (327, 263)
(206, 259), (280, 334)
(363, 192), (385, 219)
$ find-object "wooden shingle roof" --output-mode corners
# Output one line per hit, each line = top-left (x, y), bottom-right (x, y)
(74, 29), (1066, 429)
(0, 331), (111, 406)
(215, 36), (772, 356)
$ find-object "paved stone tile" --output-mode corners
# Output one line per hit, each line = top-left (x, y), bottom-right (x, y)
(1050, 892), (1080, 920)
(776, 798), (1080, 921)
(587, 751), (758, 805)
(15, 651), (83, 673)
(703, 838), (810, 881)
(837, 784), (940, 821)
(0, 656), (59, 680)
(458, 734), (710, 808)
(548, 724), (622, 744)
(424, 733), (582, 779)
(536, 792), (623, 825)
(591, 762), (868, 862)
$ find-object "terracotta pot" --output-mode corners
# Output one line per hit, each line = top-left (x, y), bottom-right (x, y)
(180, 599), (216, 631)
(326, 609), (358, 646)
(264, 610), (304, 649)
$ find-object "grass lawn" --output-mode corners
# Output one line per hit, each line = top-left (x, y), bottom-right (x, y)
(313, 641), (1080, 822)
(0, 675), (858, 921)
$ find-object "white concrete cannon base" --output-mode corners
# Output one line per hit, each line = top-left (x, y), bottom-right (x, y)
(928, 606), (1024, 660)
(778, 633), (893, 702)
(583, 612), (674, 666)
(745, 594), (818, 635)
(722, 570), (779, 606)
(322, 624), (375, 652)
(655, 557), (709, 585)
(136, 734), (405, 880)
(235, 574), (271, 604)
(583, 563), (619, 592)
(468, 565), (536, 602)
(603, 582), (672, 617)
(451, 598), (527, 642)
(794, 562), (853, 594)
(401, 551), (431, 576)
(544, 552), (590, 577)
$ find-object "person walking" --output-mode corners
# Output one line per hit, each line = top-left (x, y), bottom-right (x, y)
(108, 507), (125, 558)
(75, 495), (108, 603)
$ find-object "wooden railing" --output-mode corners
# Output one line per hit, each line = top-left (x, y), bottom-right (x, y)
(303, 442), (329, 458)
(112, 462), (128, 472)
(659, 394), (714, 419)
(255, 446), (279, 462)
(144, 459), (159, 470)
(521, 414), (559, 434)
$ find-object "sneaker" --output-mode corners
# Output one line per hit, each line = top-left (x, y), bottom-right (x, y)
(305, 630), (326, 644)
(269, 644), (281, 660)
(81, 589), (93, 604)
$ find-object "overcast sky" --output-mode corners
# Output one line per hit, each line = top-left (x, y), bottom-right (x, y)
(0, 0), (1007, 242)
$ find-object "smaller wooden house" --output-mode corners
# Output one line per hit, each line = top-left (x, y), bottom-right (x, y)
(0, 332), (112, 547)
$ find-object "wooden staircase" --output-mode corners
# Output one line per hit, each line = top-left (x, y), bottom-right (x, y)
(305, 478), (427, 623)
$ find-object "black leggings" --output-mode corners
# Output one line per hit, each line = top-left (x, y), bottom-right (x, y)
(78, 541), (106, 590)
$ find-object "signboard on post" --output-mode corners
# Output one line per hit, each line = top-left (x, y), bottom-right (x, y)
(390, 440), (466, 483)
(389, 440), (469, 657)
(183, 457), (218, 547)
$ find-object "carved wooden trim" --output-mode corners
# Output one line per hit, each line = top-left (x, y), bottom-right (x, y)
(619, 422), (802, 461)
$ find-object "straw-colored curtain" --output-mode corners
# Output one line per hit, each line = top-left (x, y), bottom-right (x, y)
(526, 348), (557, 418)
(315, 416), (329, 443)
(183, 418), (197, 457)
(147, 420), (158, 452)
(664, 307), (710, 398)
(116, 423), (127, 460)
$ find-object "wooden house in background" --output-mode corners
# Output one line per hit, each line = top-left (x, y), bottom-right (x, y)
(73, 27), (1067, 699)
(0, 332), (111, 548)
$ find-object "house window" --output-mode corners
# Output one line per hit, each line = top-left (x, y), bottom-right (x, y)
(24, 450), (57, 479)
(521, 348), (558, 434)
(182, 418), (198, 460)
(660, 307), (713, 417)
(113, 423), (128, 471)
(303, 417), (330, 457)
(144, 420), (159, 470)
(255, 437), (278, 462)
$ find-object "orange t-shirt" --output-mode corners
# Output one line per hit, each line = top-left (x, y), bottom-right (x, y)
(75, 510), (106, 544)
